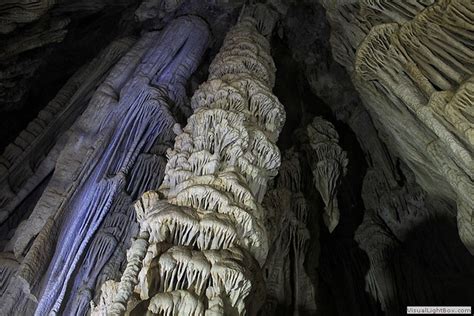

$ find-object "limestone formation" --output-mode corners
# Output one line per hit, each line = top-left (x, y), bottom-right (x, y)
(0, 16), (210, 315)
(306, 117), (348, 232)
(0, 0), (56, 34)
(0, 0), (136, 113)
(261, 149), (317, 315)
(0, 38), (133, 232)
(1, 0), (473, 315)
(92, 5), (285, 315)
(355, 165), (474, 316)
(321, 0), (474, 253)
(0, 38), (134, 314)
(135, 0), (186, 22)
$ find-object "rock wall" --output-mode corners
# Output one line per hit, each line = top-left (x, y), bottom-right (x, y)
(0, 1), (472, 315)
(275, 1), (473, 314)
(0, 38), (133, 237)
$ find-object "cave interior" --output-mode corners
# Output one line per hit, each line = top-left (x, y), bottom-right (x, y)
(0, 0), (473, 315)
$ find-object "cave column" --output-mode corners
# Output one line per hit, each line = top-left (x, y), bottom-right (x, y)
(93, 5), (285, 315)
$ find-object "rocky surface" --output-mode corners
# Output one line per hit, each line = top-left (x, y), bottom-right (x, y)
(0, 0), (472, 315)
(92, 5), (284, 314)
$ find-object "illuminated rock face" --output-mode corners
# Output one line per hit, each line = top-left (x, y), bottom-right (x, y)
(92, 7), (285, 315)
(0, 37), (136, 314)
(0, 38), (133, 232)
(320, 0), (474, 254)
(0, 16), (210, 315)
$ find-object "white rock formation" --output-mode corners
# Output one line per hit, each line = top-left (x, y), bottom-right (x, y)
(92, 5), (286, 315)
(0, 15), (210, 315)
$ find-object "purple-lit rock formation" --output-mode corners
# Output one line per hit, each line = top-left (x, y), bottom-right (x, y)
(0, 38), (133, 235)
(0, 15), (210, 315)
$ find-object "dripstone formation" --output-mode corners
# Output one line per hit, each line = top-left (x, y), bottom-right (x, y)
(92, 6), (285, 315)
(321, 0), (473, 254)
(0, 0), (472, 315)
(1, 14), (210, 316)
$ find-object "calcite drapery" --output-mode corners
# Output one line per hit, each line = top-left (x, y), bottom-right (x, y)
(0, 38), (133, 230)
(355, 165), (474, 315)
(0, 16), (210, 315)
(0, 37), (135, 314)
(92, 6), (285, 315)
(320, 0), (474, 253)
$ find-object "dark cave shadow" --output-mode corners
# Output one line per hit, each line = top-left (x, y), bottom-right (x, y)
(377, 214), (474, 315)
(271, 30), (380, 315)
(319, 228), (383, 316)
(318, 212), (474, 316)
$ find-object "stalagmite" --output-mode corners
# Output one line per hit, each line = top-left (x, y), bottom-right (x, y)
(93, 4), (285, 315)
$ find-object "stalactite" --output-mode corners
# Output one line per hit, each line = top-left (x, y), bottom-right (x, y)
(305, 117), (348, 232)
(0, 38), (135, 314)
(0, 38), (134, 228)
(92, 4), (285, 315)
(355, 166), (474, 315)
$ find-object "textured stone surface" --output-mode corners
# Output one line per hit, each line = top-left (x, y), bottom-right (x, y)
(261, 149), (317, 315)
(0, 15), (210, 315)
(306, 117), (348, 232)
(320, 0), (473, 254)
(91, 5), (285, 315)
(0, 0), (137, 116)
(0, 38), (133, 231)
(1, 0), (473, 315)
